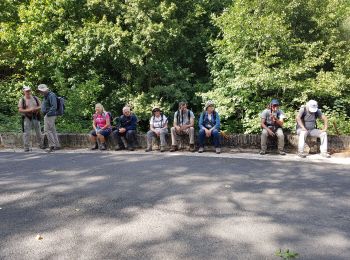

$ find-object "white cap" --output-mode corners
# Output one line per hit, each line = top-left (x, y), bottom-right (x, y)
(37, 84), (49, 92)
(23, 86), (31, 91)
(307, 100), (318, 113)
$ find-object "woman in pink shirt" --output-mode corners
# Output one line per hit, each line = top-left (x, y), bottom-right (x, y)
(90, 103), (112, 150)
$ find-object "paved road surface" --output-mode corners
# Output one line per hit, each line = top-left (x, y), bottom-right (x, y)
(0, 150), (349, 259)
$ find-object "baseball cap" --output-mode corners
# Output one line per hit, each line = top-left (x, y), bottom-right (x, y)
(23, 86), (31, 91)
(271, 99), (280, 106)
(307, 100), (318, 113)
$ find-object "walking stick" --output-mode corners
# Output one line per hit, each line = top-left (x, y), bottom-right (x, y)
(332, 121), (340, 136)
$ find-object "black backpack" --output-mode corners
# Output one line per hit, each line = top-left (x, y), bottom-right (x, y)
(296, 105), (320, 130)
(176, 110), (191, 125)
(21, 96), (41, 121)
(152, 114), (167, 128)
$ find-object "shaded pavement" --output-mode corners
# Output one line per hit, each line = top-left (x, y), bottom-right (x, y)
(0, 150), (350, 259)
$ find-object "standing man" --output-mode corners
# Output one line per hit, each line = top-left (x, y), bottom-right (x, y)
(170, 101), (195, 152)
(18, 86), (43, 152)
(37, 84), (61, 152)
(113, 106), (138, 151)
(296, 100), (330, 158)
(260, 99), (286, 155)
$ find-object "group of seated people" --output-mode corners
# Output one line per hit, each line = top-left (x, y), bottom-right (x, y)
(90, 100), (222, 153)
(90, 98), (331, 158)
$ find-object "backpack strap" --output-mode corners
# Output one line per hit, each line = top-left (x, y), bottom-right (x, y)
(300, 106), (306, 120)
(33, 96), (39, 106)
(176, 110), (180, 126)
(22, 97), (26, 109)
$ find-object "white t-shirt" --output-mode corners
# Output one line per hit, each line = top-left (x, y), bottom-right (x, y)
(150, 115), (167, 129)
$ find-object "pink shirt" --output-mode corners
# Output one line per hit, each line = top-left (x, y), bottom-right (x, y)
(94, 113), (110, 128)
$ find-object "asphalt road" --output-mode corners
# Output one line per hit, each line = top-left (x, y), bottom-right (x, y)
(0, 150), (349, 259)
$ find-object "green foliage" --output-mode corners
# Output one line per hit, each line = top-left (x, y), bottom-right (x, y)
(322, 99), (350, 135)
(208, 0), (350, 133)
(0, 0), (229, 132)
(275, 248), (299, 259)
(1, 0), (350, 134)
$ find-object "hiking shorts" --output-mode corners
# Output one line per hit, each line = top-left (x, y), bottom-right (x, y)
(90, 128), (112, 137)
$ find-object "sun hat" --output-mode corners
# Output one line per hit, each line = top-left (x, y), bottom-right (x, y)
(37, 84), (49, 92)
(204, 100), (215, 110)
(270, 99), (280, 106)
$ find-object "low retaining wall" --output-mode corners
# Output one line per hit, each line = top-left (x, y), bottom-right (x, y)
(1, 132), (349, 153)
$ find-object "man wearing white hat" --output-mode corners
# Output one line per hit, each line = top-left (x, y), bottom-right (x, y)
(18, 86), (43, 151)
(37, 84), (61, 152)
(296, 100), (330, 158)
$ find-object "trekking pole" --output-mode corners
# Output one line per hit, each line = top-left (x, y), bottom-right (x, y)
(332, 121), (340, 136)
(220, 131), (230, 140)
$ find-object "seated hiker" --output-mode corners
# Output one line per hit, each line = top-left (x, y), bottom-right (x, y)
(198, 100), (221, 154)
(145, 106), (168, 152)
(170, 101), (195, 152)
(90, 103), (112, 150)
(296, 100), (330, 158)
(113, 106), (138, 151)
(260, 99), (286, 155)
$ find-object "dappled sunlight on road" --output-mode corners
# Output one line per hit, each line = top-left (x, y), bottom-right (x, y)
(0, 152), (349, 259)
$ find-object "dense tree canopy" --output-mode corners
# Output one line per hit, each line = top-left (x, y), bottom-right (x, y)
(1, 0), (350, 134)
(207, 0), (350, 133)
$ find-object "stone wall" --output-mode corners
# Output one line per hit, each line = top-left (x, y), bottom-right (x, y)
(1, 132), (349, 153)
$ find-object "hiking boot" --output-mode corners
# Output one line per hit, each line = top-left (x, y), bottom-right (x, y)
(297, 152), (307, 158)
(53, 146), (61, 151)
(115, 146), (124, 151)
(198, 147), (204, 153)
(216, 147), (221, 154)
(189, 144), (196, 152)
(24, 148), (30, 152)
(320, 152), (331, 158)
(259, 150), (266, 155)
(99, 143), (107, 150)
(170, 145), (178, 152)
(279, 150), (286, 155)
(128, 146), (134, 151)
(145, 147), (152, 152)
(160, 146), (165, 152)
(90, 143), (98, 150)
(46, 146), (55, 153)
(39, 144), (46, 149)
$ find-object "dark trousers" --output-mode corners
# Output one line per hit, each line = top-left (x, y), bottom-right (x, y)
(113, 129), (137, 148)
(198, 129), (220, 148)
